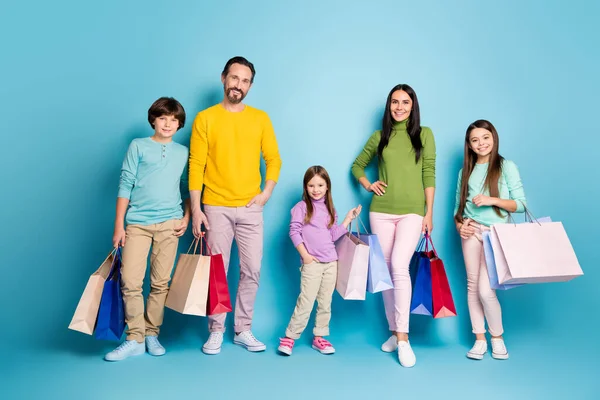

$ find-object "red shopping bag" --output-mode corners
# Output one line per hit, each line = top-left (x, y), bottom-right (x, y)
(205, 237), (233, 315)
(426, 235), (457, 319)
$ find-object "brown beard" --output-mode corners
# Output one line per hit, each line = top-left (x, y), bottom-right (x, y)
(226, 87), (245, 104)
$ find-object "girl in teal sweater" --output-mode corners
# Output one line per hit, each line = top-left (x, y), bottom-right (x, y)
(454, 119), (527, 361)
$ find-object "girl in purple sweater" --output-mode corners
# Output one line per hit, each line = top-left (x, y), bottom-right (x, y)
(278, 165), (361, 356)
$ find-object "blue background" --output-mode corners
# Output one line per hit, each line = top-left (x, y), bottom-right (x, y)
(2, 0), (598, 398)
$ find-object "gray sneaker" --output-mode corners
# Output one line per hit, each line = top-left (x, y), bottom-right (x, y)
(104, 340), (145, 362)
(145, 336), (166, 356)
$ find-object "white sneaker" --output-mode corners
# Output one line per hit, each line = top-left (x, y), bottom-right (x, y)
(145, 336), (166, 356)
(381, 335), (398, 352)
(397, 341), (416, 367)
(466, 340), (488, 360)
(491, 338), (509, 360)
(234, 331), (267, 352)
(104, 340), (145, 361)
(202, 332), (223, 355)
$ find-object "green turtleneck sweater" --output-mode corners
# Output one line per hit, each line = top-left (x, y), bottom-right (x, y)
(351, 120), (436, 216)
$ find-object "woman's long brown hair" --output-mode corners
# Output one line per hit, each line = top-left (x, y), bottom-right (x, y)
(454, 120), (504, 223)
(303, 166), (336, 228)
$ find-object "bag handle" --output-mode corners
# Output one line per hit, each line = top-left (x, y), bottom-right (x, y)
(415, 236), (426, 252)
(348, 218), (362, 240)
(424, 233), (439, 258)
(186, 233), (214, 256)
(507, 200), (542, 226)
(107, 247), (122, 281)
(99, 247), (118, 268)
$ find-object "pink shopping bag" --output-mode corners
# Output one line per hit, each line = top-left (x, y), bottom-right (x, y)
(335, 224), (370, 300)
(491, 221), (583, 284)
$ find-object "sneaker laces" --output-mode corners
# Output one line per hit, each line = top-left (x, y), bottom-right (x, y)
(471, 341), (486, 352)
(242, 331), (260, 344)
(207, 333), (222, 344)
(492, 339), (506, 353)
(113, 341), (137, 354)
(146, 336), (161, 348)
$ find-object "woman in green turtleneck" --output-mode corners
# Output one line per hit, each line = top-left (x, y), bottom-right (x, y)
(351, 84), (436, 368)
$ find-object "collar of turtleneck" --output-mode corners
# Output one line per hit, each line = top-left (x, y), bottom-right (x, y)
(310, 196), (326, 204)
(392, 119), (409, 130)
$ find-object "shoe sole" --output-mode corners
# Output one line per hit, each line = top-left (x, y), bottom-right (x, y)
(202, 346), (222, 355)
(399, 359), (416, 368)
(466, 351), (485, 360)
(104, 347), (145, 362)
(277, 346), (292, 356)
(147, 349), (166, 357)
(312, 345), (335, 355)
(381, 346), (398, 353)
(234, 339), (266, 352)
(492, 352), (509, 360)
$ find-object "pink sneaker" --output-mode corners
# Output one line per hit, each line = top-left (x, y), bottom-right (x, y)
(278, 337), (295, 356)
(312, 337), (335, 354)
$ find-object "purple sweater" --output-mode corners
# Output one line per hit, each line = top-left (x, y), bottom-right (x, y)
(289, 198), (348, 263)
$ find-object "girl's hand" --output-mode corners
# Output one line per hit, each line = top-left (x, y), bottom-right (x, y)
(174, 217), (189, 237)
(367, 181), (387, 196)
(473, 194), (497, 207)
(113, 227), (126, 248)
(346, 205), (362, 221)
(302, 255), (319, 265)
(422, 213), (433, 234)
(458, 218), (476, 239)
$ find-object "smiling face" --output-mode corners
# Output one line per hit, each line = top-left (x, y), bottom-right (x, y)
(152, 114), (180, 141)
(221, 63), (253, 104)
(389, 90), (412, 122)
(306, 174), (328, 201)
(468, 127), (495, 161)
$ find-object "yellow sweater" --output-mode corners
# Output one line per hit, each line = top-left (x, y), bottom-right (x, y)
(189, 104), (282, 206)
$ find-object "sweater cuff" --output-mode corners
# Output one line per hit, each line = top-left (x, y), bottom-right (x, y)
(117, 188), (132, 199)
(290, 234), (303, 248)
(423, 178), (436, 189)
(514, 199), (526, 213)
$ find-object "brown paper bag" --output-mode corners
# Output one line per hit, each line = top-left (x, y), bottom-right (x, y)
(165, 239), (211, 316)
(68, 249), (116, 334)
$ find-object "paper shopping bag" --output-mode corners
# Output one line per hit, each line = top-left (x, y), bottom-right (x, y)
(68, 249), (116, 335)
(410, 251), (433, 316)
(335, 228), (370, 300)
(428, 237), (457, 319)
(206, 241), (232, 316)
(165, 238), (211, 316)
(482, 231), (523, 290)
(491, 218), (582, 284)
(483, 217), (552, 290)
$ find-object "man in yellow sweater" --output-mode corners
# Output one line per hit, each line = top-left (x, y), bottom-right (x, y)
(189, 56), (282, 355)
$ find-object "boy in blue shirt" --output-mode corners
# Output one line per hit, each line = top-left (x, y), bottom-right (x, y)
(105, 97), (190, 361)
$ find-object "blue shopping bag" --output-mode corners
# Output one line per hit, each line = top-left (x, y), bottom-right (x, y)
(482, 231), (522, 291)
(352, 219), (393, 293)
(95, 247), (125, 341)
(409, 238), (433, 315)
(351, 232), (392, 293)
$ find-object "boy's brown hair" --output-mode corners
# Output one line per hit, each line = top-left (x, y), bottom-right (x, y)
(147, 97), (186, 130)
